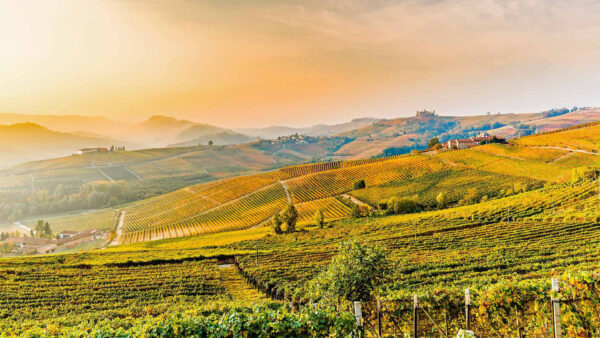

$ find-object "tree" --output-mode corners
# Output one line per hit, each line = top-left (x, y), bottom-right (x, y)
(571, 166), (596, 184)
(271, 213), (283, 234)
(427, 137), (440, 149)
(34, 220), (44, 237)
(309, 240), (391, 302)
(208, 140), (214, 146)
(462, 188), (480, 205)
(281, 203), (298, 233)
(314, 209), (325, 228)
(43, 221), (52, 239)
(387, 197), (420, 215)
(353, 180), (366, 190)
(351, 204), (362, 218)
(436, 192), (446, 208)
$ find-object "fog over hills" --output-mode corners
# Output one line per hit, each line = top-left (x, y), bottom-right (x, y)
(0, 122), (133, 168)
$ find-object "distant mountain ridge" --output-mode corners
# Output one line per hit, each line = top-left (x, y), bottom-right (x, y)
(235, 118), (379, 139)
(0, 122), (132, 168)
(2, 108), (599, 169)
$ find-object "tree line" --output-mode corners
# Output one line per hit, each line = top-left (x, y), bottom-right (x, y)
(0, 181), (136, 222)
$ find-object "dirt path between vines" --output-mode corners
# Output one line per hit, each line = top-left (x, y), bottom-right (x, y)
(108, 211), (125, 246)
(341, 194), (372, 209)
(218, 264), (266, 302)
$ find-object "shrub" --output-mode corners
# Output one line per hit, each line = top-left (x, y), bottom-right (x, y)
(353, 179), (366, 190)
(309, 240), (391, 302)
(387, 196), (420, 215)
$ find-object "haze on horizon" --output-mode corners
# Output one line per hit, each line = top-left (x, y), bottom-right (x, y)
(1, 0), (600, 129)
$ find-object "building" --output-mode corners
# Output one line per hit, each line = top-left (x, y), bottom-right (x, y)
(444, 135), (503, 150)
(4, 237), (56, 254)
(416, 110), (436, 118)
(58, 230), (79, 240)
(58, 232), (94, 249)
(77, 147), (109, 155)
(57, 229), (105, 249)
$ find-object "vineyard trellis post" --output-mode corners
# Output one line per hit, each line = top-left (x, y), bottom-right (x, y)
(377, 298), (382, 338)
(354, 301), (364, 336)
(413, 294), (418, 338)
(465, 288), (471, 331)
(551, 277), (561, 338)
(414, 221), (417, 246)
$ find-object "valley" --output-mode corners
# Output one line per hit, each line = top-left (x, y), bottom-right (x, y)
(2, 120), (600, 335)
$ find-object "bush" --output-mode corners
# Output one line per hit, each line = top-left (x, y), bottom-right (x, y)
(387, 196), (420, 215)
(309, 240), (391, 302)
(353, 179), (366, 190)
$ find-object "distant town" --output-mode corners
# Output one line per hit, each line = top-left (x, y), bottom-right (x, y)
(1, 227), (108, 255)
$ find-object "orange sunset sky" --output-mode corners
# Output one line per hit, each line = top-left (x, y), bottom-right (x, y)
(1, 0), (600, 128)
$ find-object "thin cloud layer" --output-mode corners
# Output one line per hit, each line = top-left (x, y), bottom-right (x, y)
(0, 0), (599, 127)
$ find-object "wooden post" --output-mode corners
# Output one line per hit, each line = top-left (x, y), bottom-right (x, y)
(354, 301), (364, 336)
(414, 221), (417, 246)
(465, 288), (471, 331)
(551, 277), (561, 338)
(413, 294), (418, 338)
(377, 298), (382, 337)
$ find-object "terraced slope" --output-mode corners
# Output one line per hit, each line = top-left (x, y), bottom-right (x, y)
(235, 181), (600, 295)
(118, 155), (449, 244)
(516, 121), (600, 152)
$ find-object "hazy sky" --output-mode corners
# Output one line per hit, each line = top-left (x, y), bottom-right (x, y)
(1, 0), (600, 128)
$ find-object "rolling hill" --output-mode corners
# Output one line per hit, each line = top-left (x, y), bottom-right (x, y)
(0, 113), (255, 149)
(0, 123), (132, 168)
(3, 120), (600, 335)
(234, 117), (379, 139)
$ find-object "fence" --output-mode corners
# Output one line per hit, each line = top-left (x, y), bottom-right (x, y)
(352, 277), (600, 337)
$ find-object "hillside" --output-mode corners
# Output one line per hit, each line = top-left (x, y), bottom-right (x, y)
(3, 121), (600, 335)
(169, 131), (254, 147)
(0, 113), (132, 136)
(333, 108), (599, 158)
(234, 118), (379, 139)
(0, 123), (132, 168)
(0, 113), (255, 149)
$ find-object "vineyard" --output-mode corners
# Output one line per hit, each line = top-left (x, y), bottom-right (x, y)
(435, 148), (579, 182)
(5, 122), (600, 335)
(231, 180), (600, 335)
(516, 122), (600, 151)
(23, 209), (118, 232)
(349, 168), (540, 208)
(117, 155), (449, 244)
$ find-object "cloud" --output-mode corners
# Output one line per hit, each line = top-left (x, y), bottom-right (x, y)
(0, 0), (599, 126)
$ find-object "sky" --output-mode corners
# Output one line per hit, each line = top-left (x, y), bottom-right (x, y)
(1, 0), (600, 128)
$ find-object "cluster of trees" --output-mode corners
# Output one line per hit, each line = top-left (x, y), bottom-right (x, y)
(463, 121), (505, 133)
(271, 204), (299, 234)
(0, 241), (14, 254)
(571, 166), (598, 184)
(0, 180), (139, 222)
(352, 179), (366, 190)
(31, 220), (53, 239)
(377, 196), (421, 215)
(372, 183), (532, 216)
